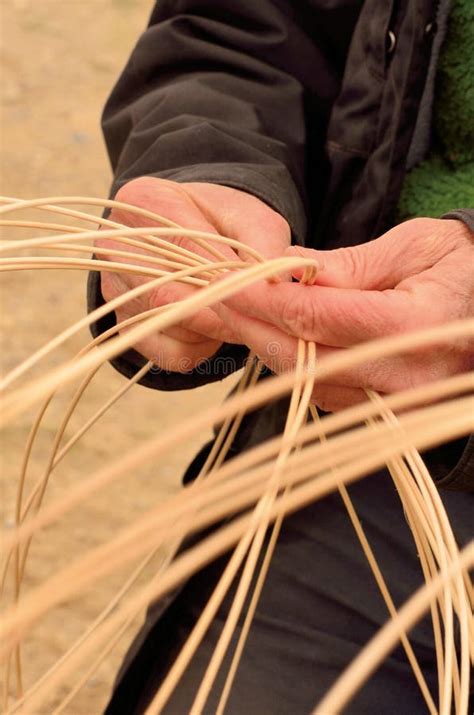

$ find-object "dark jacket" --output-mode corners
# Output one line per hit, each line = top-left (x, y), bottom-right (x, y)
(88, 0), (473, 490)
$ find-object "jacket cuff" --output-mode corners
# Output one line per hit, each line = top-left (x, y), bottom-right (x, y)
(87, 269), (249, 391)
(442, 208), (474, 233)
(431, 209), (473, 489)
(112, 163), (307, 246)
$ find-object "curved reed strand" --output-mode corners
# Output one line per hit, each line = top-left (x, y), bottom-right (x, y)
(19, 242), (225, 279)
(49, 547), (163, 715)
(371, 428), (459, 711)
(0, 255), (209, 283)
(0, 225), (263, 264)
(1, 228), (260, 706)
(366, 391), (472, 714)
(14, 357), (259, 715)
(3, 366), (472, 567)
(0, 204), (221, 268)
(4, 396), (471, 714)
(374, 414), (465, 712)
(0, 255), (258, 392)
(2, 201), (472, 714)
(0, 195), (180, 226)
(0, 195), (264, 264)
(312, 542), (474, 715)
(149, 341), (316, 713)
(367, 417), (455, 711)
(2, 372), (470, 708)
(308, 402), (439, 714)
(2, 394), (471, 662)
(0, 219), (86, 233)
(5, 367), (101, 704)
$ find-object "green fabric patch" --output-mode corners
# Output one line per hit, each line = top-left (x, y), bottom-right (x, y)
(397, 0), (474, 221)
(398, 156), (474, 219)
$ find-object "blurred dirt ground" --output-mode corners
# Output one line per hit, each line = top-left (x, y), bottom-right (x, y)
(1, 1), (236, 712)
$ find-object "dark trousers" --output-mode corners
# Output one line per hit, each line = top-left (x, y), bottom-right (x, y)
(105, 463), (472, 714)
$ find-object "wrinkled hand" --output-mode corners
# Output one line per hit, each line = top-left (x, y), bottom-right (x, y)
(97, 177), (290, 371)
(214, 218), (474, 411)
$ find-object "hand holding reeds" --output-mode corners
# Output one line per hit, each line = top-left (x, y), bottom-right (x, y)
(96, 177), (292, 372)
(0, 188), (472, 715)
(216, 216), (474, 411)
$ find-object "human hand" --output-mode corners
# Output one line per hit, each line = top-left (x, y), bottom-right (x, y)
(96, 176), (290, 371)
(213, 218), (474, 411)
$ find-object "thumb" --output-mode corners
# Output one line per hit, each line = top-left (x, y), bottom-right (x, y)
(286, 218), (454, 290)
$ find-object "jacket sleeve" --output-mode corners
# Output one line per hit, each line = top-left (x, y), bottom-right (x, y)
(424, 208), (474, 492)
(443, 208), (474, 232)
(87, 0), (340, 391)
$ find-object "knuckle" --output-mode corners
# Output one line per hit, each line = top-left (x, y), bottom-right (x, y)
(114, 177), (154, 206)
(112, 177), (177, 225)
(368, 291), (406, 335)
(342, 246), (367, 283)
(394, 358), (446, 392)
(100, 272), (120, 303)
(311, 385), (349, 413)
(405, 218), (458, 261)
(408, 217), (434, 233)
(268, 211), (291, 246)
(279, 292), (316, 338)
(173, 341), (218, 372)
(94, 235), (117, 253)
(170, 234), (195, 253)
(148, 283), (179, 310)
(148, 286), (173, 308)
(312, 390), (332, 412)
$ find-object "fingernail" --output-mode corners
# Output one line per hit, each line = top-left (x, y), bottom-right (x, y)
(288, 245), (324, 272)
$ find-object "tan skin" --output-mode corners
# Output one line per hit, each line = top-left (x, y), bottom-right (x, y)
(98, 177), (291, 368)
(98, 176), (474, 412)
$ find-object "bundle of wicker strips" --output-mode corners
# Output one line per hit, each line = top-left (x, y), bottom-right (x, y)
(0, 195), (472, 714)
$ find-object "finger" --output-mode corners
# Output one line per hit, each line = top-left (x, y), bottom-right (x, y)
(315, 349), (460, 394)
(110, 178), (237, 262)
(212, 303), (299, 372)
(311, 384), (367, 412)
(218, 299), (470, 397)
(211, 303), (336, 380)
(94, 238), (183, 296)
(286, 218), (460, 290)
(100, 268), (135, 305)
(146, 282), (237, 344)
(102, 265), (235, 347)
(176, 306), (237, 344)
(211, 305), (375, 411)
(116, 310), (221, 372)
(162, 324), (216, 345)
(211, 302), (360, 376)
(222, 279), (414, 346)
(212, 302), (460, 396)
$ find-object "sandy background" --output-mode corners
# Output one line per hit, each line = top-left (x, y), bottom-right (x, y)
(1, 1), (236, 712)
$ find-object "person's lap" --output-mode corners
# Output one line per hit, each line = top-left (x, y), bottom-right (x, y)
(105, 467), (472, 714)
